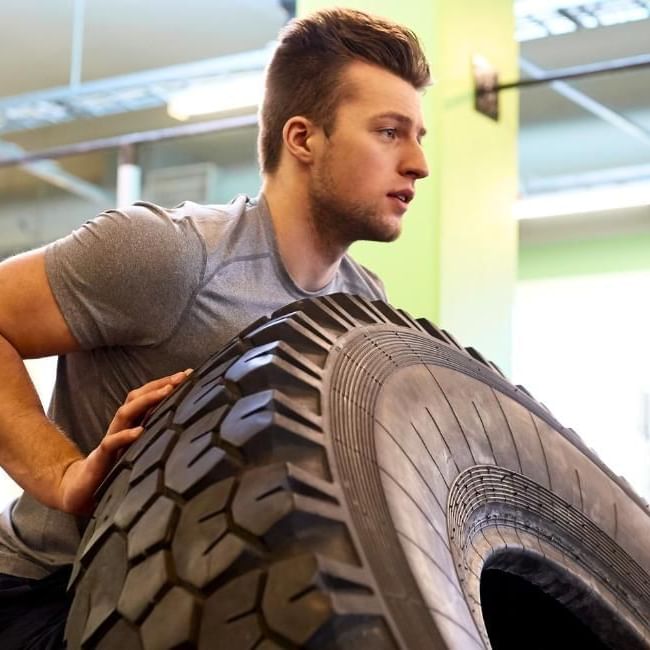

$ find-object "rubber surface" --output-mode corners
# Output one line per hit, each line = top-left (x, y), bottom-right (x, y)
(65, 294), (650, 649)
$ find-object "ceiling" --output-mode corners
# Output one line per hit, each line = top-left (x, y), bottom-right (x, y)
(0, 0), (287, 93)
(0, 0), (649, 211)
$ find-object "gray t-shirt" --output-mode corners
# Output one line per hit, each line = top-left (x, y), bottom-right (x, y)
(0, 194), (386, 578)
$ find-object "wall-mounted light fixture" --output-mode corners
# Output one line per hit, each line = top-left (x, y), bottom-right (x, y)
(167, 70), (265, 121)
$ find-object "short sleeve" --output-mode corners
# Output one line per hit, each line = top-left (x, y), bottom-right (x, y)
(44, 203), (205, 349)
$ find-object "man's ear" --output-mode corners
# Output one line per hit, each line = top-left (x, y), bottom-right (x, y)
(282, 116), (320, 165)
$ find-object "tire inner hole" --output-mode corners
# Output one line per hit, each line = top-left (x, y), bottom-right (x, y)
(479, 551), (641, 650)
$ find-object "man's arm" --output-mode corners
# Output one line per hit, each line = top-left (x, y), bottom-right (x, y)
(0, 248), (186, 514)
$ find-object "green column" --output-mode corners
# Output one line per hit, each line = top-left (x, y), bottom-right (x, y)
(298, 0), (518, 372)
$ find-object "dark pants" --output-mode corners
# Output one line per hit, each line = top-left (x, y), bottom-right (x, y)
(0, 566), (72, 650)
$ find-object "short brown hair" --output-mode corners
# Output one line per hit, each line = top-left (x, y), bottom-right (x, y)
(258, 8), (431, 174)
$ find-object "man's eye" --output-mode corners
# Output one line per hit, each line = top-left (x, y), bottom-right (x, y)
(380, 128), (397, 140)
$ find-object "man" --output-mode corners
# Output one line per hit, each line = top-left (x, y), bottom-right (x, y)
(0, 7), (430, 647)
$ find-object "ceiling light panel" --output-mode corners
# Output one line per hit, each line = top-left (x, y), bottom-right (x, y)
(516, 0), (650, 41)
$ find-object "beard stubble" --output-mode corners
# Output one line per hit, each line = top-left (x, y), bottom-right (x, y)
(307, 149), (401, 252)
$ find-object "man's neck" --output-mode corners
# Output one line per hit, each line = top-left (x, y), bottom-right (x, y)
(262, 173), (347, 292)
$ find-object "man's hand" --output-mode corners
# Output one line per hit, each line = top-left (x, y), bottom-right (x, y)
(58, 370), (191, 515)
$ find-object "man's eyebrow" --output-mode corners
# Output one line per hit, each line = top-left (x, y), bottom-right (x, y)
(372, 112), (427, 138)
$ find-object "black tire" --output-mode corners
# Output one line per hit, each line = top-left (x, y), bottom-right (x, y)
(65, 294), (650, 649)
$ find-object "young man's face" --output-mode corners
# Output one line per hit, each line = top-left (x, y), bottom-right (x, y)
(308, 60), (429, 247)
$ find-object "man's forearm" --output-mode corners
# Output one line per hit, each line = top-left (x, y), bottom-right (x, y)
(0, 334), (82, 510)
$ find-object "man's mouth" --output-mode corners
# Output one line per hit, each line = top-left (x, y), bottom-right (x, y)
(387, 190), (414, 204)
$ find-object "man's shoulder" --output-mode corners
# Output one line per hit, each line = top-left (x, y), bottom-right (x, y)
(86, 194), (261, 261)
(169, 195), (264, 250)
(115, 195), (247, 233)
(168, 194), (250, 222)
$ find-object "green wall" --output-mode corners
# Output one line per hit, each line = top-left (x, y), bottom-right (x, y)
(434, 0), (518, 372)
(520, 233), (650, 281)
(298, 0), (518, 371)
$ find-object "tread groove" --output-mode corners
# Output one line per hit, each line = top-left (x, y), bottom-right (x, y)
(575, 469), (585, 513)
(428, 371), (478, 466)
(396, 530), (463, 595)
(424, 407), (460, 477)
(376, 419), (446, 517)
(472, 400), (498, 465)
(529, 412), (553, 491)
(491, 389), (524, 475)
(378, 466), (450, 550)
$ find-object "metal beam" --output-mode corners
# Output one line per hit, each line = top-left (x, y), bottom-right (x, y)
(519, 57), (650, 147)
(0, 141), (112, 204)
(498, 53), (650, 91)
(474, 52), (650, 121)
(69, 0), (85, 88)
(0, 113), (258, 168)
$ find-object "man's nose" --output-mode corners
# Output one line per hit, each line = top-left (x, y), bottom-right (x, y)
(402, 142), (429, 180)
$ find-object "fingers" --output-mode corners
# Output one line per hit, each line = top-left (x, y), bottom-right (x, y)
(100, 426), (144, 454)
(60, 425), (146, 514)
(94, 425), (145, 478)
(125, 369), (192, 403)
(108, 369), (193, 435)
(107, 384), (174, 435)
